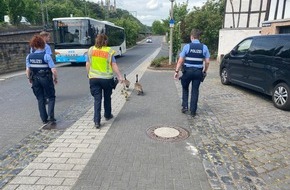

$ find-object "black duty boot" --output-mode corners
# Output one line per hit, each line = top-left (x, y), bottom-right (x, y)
(181, 107), (188, 114)
(105, 114), (114, 121)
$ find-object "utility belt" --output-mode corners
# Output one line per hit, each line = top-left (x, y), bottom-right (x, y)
(182, 65), (203, 72)
(185, 67), (203, 70)
(32, 69), (52, 78)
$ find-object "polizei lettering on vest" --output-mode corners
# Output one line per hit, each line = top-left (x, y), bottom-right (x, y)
(92, 50), (109, 58)
(30, 59), (43, 64)
(189, 49), (202, 54)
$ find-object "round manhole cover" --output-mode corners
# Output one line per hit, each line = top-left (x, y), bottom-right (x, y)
(146, 125), (189, 142)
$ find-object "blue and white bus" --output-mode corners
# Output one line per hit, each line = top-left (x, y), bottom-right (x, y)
(52, 17), (126, 64)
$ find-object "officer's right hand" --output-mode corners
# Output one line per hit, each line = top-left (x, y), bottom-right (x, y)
(118, 76), (124, 83)
(174, 72), (179, 80)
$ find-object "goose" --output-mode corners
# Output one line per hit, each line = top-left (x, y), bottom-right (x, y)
(123, 74), (130, 89)
(134, 74), (143, 95)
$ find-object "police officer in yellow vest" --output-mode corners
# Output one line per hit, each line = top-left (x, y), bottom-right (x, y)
(86, 34), (123, 128)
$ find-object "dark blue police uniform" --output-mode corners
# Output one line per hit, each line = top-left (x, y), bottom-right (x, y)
(26, 50), (56, 123)
(179, 40), (210, 115)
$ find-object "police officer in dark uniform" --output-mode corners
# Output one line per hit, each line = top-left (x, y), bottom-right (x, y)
(26, 35), (58, 124)
(174, 29), (210, 117)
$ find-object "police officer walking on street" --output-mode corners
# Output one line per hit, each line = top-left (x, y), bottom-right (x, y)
(30, 31), (53, 105)
(26, 35), (58, 124)
(86, 34), (123, 129)
(39, 31), (53, 55)
(30, 31), (52, 55)
(174, 29), (210, 117)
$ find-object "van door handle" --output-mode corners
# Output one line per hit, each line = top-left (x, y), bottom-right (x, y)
(241, 59), (249, 65)
(247, 60), (254, 65)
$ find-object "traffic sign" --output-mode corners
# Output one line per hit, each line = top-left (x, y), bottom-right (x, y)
(169, 19), (175, 28)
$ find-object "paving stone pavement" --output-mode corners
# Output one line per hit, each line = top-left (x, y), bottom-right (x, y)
(2, 47), (163, 190)
(0, 129), (64, 189)
(72, 71), (212, 190)
(2, 42), (290, 190)
(174, 61), (290, 190)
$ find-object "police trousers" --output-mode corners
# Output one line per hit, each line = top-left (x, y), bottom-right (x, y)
(89, 78), (114, 124)
(31, 75), (56, 122)
(180, 67), (203, 114)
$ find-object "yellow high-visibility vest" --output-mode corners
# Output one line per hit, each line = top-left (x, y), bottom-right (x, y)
(88, 46), (115, 79)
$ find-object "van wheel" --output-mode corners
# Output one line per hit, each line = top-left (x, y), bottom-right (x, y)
(273, 83), (290, 110)
(221, 68), (230, 85)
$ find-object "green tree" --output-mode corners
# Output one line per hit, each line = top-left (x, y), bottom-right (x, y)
(42, 0), (87, 26)
(162, 2), (188, 61)
(86, 2), (105, 19)
(114, 17), (140, 47)
(110, 9), (145, 46)
(184, 0), (224, 56)
(0, 0), (7, 22)
(173, 1), (188, 24)
(152, 20), (166, 35)
(172, 22), (182, 61)
(6, 0), (25, 25)
(3, 0), (147, 46)
(22, 0), (40, 25)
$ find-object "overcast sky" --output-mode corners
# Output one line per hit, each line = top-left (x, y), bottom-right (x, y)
(91, 0), (207, 26)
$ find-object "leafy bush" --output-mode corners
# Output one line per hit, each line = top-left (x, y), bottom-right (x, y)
(150, 56), (169, 67)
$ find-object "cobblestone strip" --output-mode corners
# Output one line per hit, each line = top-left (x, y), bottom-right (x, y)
(187, 102), (267, 190)
(2, 47), (161, 190)
(0, 130), (64, 189)
(202, 63), (290, 190)
(173, 61), (290, 190)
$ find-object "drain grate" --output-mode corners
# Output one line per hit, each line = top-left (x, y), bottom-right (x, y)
(146, 125), (190, 142)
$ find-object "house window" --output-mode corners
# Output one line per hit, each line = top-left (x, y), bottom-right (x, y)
(279, 26), (290, 34)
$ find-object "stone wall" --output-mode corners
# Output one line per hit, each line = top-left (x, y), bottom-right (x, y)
(0, 30), (43, 42)
(0, 30), (54, 74)
(0, 42), (30, 74)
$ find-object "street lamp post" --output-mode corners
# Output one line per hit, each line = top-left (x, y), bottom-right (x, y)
(169, 0), (174, 65)
(40, 0), (45, 28)
(84, 0), (87, 16)
(178, 21), (181, 50)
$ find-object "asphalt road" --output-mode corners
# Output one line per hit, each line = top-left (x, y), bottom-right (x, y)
(0, 36), (164, 155)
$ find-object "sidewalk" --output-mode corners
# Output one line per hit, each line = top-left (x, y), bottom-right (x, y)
(72, 67), (211, 189)
(3, 44), (211, 190)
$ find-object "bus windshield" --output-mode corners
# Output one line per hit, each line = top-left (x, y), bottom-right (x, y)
(54, 19), (91, 46)
(52, 17), (126, 63)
